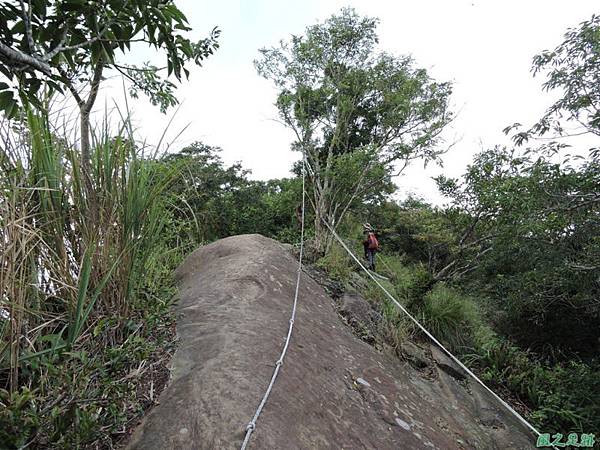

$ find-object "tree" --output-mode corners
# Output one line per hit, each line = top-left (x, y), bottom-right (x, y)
(160, 142), (251, 242)
(373, 197), (493, 283)
(508, 14), (599, 156)
(437, 146), (600, 354)
(0, 0), (219, 171)
(439, 14), (600, 354)
(255, 8), (452, 253)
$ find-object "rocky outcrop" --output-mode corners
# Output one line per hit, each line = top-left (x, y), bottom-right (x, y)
(126, 234), (535, 450)
(337, 293), (381, 345)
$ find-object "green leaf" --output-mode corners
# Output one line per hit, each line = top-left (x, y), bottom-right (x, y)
(11, 21), (26, 34)
(0, 90), (19, 118)
(0, 90), (14, 109)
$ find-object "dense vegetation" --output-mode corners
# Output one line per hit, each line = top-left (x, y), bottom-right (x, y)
(1, 4), (598, 448)
(313, 13), (600, 435)
(0, 112), (183, 447)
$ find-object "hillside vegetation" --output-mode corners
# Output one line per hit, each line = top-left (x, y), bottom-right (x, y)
(1, 4), (599, 448)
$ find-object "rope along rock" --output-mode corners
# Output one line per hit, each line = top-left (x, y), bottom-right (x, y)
(239, 151), (307, 450)
(321, 219), (554, 447)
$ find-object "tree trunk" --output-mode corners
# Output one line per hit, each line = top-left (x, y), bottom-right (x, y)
(79, 107), (97, 219)
(313, 208), (326, 255)
(312, 186), (331, 255)
(80, 60), (103, 169)
(78, 60), (104, 217)
(80, 111), (91, 175)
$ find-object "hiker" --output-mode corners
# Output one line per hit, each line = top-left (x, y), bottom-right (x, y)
(362, 223), (379, 271)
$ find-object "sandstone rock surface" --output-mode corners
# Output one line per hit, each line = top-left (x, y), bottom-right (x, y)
(126, 234), (535, 450)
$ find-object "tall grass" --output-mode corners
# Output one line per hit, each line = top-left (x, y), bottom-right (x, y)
(378, 254), (432, 304)
(0, 109), (181, 447)
(419, 283), (483, 351)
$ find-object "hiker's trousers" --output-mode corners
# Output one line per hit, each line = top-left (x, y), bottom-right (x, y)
(366, 249), (376, 271)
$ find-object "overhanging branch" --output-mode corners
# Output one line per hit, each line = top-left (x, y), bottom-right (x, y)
(0, 42), (52, 76)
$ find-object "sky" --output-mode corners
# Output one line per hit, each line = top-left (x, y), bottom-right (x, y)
(102, 0), (599, 205)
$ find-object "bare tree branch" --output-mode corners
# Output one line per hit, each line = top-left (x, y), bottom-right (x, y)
(57, 66), (84, 107)
(0, 42), (52, 75)
(19, 0), (36, 54)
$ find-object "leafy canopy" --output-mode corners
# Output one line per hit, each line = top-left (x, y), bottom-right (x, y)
(0, 0), (220, 116)
(508, 14), (600, 155)
(256, 8), (452, 165)
(160, 142), (303, 243)
(437, 146), (600, 353)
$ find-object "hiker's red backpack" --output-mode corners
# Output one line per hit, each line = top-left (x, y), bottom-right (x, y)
(367, 232), (379, 250)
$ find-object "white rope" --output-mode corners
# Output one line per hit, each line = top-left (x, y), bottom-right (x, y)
(239, 151), (307, 450)
(322, 220), (549, 443)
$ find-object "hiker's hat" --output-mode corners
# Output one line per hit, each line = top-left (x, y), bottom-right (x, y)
(363, 222), (373, 232)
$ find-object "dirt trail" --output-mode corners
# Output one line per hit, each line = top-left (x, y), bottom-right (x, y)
(126, 234), (535, 450)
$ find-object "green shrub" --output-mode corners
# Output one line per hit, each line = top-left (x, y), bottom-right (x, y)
(386, 262), (433, 305)
(357, 277), (412, 349)
(0, 388), (39, 449)
(360, 277), (395, 305)
(527, 361), (600, 432)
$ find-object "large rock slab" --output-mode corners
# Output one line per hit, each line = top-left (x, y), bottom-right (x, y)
(126, 234), (535, 450)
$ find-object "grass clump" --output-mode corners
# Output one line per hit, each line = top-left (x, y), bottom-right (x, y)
(316, 241), (352, 282)
(358, 274), (413, 350)
(418, 283), (483, 352)
(377, 255), (433, 305)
